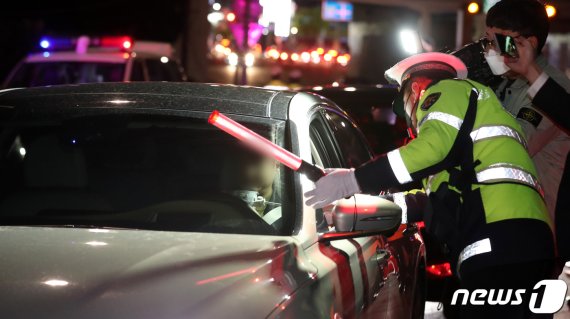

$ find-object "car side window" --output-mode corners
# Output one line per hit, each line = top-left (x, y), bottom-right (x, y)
(146, 59), (183, 82)
(166, 61), (185, 81)
(309, 113), (344, 233)
(309, 114), (342, 169)
(323, 110), (373, 168)
(130, 59), (145, 81)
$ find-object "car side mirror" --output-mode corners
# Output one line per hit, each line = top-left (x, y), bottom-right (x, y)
(319, 194), (402, 241)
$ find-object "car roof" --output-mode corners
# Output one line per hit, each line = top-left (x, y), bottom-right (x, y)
(302, 84), (398, 115)
(0, 82), (302, 120)
(304, 84), (398, 95)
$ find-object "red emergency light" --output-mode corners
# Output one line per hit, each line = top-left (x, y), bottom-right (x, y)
(208, 110), (325, 182)
(98, 36), (133, 50)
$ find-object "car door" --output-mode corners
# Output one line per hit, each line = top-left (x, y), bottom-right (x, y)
(320, 106), (426, 319)
(309, 106), (393, 317)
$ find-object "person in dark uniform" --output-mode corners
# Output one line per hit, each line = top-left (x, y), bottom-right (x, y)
(504, 34), (570, 269)
(504, 36), (570, 133)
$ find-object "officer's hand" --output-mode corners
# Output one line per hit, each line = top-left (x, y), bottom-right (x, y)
(304, 168), (361, 209)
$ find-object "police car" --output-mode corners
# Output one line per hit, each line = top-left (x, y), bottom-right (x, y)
(0, 82), (425, 318)
(2, 36), (187, 88)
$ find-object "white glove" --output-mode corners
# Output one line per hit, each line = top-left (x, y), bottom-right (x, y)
(304, 168), (361, 209)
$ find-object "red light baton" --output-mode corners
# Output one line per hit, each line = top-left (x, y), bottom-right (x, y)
(208, 110), (325, 182)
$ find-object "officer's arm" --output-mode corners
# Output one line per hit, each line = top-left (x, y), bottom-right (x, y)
(354, 119), (457, 194)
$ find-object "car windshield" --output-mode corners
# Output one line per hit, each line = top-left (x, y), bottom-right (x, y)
(0, 111), (291, 236)
(5, 62), (125, 88)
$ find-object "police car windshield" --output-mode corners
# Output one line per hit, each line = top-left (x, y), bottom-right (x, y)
(5, 62), (125, 88)
(0, 112), (291, 236)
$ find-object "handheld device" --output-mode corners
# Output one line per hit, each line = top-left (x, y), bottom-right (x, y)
(493, 33), (519, 58)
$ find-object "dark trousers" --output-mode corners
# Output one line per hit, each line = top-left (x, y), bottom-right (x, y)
(458, 259), (554, 319)
(555, 152), (570, 264)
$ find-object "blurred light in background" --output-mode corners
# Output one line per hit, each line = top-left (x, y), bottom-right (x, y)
(213, 2), (221, 11)
(322, 0), (354, 22)
(160, 56), (169, 63)
(290, 27), (298, 35)
(280, 52), (289, 61)
(228, 52), (238, 66)
(467, 2), (480, 14)
(261, 0), (293, 37)
(399, 29), (419, 55)
(208, 12), (225, 24)
(545, 4), (556, 18)
(267, 48), (280, 59)
(337, 54), (349, 66)
(226, 12), (236, 22)
(245, 53), (255, 67)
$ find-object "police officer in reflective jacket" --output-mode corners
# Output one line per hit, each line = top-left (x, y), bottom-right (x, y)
(305, 52), (555, 319)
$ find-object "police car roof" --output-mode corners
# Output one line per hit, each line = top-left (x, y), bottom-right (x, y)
(26, 51), (129, 64)
(0, 82), (300, 120)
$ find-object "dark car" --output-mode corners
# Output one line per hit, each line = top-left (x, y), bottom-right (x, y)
(0, 83), (425, 318)
(304, 84), (459, 308)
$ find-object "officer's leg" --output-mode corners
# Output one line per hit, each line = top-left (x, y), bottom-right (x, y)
(459, 260), (554, 319)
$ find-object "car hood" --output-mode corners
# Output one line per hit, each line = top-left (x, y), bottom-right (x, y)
(0, 226), (317, 319)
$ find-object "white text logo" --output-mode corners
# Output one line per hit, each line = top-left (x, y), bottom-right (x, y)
(451, 280), (568, 313)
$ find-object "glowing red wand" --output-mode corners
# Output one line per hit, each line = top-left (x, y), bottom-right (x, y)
(208, 110), (325, 182)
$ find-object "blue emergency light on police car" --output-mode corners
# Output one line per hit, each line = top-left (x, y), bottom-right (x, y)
(38, 37), (76, 51)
